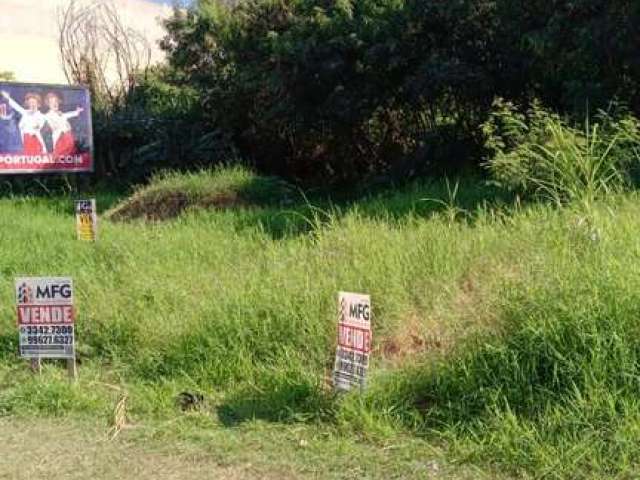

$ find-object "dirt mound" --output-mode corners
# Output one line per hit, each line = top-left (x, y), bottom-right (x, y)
(105, 167), (295, 222)
(106, 190), (246, 222)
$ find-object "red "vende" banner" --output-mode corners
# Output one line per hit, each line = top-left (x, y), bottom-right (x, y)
(17, 305), (75, 325)
(338, 323), (372, 353)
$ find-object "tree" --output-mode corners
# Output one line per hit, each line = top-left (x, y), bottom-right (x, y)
(58, 0), (152, 110)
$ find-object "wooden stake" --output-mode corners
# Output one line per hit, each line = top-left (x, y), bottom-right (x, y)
(30, 358), (42, 374)
(67, 357), (77, 381)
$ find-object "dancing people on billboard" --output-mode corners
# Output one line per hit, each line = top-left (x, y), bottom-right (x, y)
(0, 90), (46, 155)
(44, 92), (83, 156)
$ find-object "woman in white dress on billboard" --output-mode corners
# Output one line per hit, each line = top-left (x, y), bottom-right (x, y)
(0, 90), (47, 155)
(44, 92), (84, 156)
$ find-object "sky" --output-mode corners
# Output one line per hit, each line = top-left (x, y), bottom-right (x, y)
(1, 0), (172, 84)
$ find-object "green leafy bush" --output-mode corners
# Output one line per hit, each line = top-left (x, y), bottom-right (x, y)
(90, 66), (238, 183)
(483, 99), (640, 204)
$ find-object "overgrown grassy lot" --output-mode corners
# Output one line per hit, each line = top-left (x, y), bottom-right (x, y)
(2, 167), (640, 479)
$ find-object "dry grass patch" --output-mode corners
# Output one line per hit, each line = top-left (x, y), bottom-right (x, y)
(0, 418), (290, 480)
(379, 259), (521, 366)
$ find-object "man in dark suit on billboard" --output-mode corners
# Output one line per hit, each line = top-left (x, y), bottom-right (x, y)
(0, 100), (23, 153)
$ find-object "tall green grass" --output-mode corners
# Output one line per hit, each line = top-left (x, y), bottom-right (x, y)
(2, 167), (640, 478)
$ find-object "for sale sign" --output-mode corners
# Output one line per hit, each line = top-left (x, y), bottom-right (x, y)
(76, 199), (97, 241)
(0, 82), (93, 174)
(16, 277), (75, 359)
(333, 292), (372, 391)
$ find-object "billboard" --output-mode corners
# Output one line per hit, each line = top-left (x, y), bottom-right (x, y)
(16, 277), (75, 359)
(333, 292), (372, 392)
(0, 82), (93, 174)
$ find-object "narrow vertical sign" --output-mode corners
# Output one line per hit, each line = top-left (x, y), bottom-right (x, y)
(16, 277), (75, 359)
(76, 199), (97, 241)
(333, 292), (372, 391)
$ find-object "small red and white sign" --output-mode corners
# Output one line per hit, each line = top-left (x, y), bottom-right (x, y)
(15, 277), (75, 359)
(333, 292), (371, 391)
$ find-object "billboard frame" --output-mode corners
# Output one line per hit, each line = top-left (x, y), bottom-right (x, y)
(0, 80), (94, 175)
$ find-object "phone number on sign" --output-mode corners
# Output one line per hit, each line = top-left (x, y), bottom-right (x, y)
(23, 325), (73, 335)
(25, 335), (73, 345)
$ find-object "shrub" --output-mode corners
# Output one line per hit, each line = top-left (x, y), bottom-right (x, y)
(483, 99), (640, 205)
(91, 67), (238, 183)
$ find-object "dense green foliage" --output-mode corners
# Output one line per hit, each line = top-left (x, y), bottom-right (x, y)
(148, 0), (640, 183)
(89, 66), (237, 182)
(79, 0), (640, 184)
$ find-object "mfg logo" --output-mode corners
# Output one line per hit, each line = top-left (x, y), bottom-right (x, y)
(17, 283), (33, 304)
(76, 200), (93, 214)
(37, 283), (72, 300)
(348, 302), (370, 321)
(17, 282), (72, 303)
(340, 298), (370, 322)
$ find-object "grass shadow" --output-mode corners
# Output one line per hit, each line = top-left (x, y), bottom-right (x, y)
(224, 176), (517, 240)
(216, 378), (334, 427)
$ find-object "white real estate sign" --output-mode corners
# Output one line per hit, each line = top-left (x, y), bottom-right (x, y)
(333, 291), (372, 391)
(15, 277), (75, 359)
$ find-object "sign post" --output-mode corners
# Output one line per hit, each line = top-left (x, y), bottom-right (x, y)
(15, 277), (77, 379)
(75, 199), (97, 241)
(333, 292), (372, 392)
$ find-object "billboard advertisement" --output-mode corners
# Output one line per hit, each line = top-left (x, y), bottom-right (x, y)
(0, 82), (93, 174)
